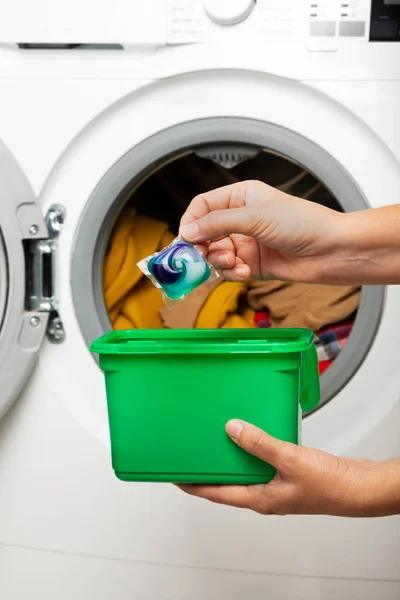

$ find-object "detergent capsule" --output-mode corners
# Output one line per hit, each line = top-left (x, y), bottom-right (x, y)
(137, 237), (219, 307)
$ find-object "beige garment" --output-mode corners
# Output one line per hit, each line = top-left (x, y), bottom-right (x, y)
(159, 278), (221, 329)
(247, 280), (361, 331)
(160, 278), (255, 330)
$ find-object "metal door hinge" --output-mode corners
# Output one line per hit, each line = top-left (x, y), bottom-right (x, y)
(25, 204), (66, 344)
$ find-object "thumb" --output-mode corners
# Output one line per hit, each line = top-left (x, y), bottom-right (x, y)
(226, 420), (298, 471)
(180, 207), (255, 243)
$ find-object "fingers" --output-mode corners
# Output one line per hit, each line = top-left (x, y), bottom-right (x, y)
(207, 245), (250, 280)
(177, 481), (291, 515)
(226, 420), (298, 473)
(180, 183), (249, 227)
(177, 484), (254, 509)
(176, 420), (303, 515)
(219, 263), (251, 281)
(200, 237), (251, 280)
(195, 242), (210, 257)
(180, 207), (255, 243)
(207, 237), (236, 268)
(207, 249), (236, 269)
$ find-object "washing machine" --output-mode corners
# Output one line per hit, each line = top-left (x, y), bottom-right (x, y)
(0, 1), (400, 598)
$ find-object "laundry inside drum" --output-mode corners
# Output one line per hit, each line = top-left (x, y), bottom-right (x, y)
(102, 148), (360, 379)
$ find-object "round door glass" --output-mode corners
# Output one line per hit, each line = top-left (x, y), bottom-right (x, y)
(71, 118), (383, 415)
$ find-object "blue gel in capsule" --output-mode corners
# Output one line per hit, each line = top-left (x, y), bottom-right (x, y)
(148, 240), (211, 300)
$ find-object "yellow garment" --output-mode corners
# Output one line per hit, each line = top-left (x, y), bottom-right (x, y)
(103, 208), (254, 331)
(103, 208), (174, 329)
(196, 281), (255, 329)
(159, 278), (221, 329)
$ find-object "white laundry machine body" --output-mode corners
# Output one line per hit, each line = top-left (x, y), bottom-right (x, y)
(0, 1), (400, 598)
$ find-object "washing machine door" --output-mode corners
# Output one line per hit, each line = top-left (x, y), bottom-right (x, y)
(0, 140), (53, 418)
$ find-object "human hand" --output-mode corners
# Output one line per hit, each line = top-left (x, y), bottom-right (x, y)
(179, 180), (348, 285)
(178, 420), (400, 517)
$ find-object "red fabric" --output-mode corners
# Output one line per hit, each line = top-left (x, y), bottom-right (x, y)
(254, 311), (270, 328)
(254, 311), (354, 376)
(318, 360), (333, 375)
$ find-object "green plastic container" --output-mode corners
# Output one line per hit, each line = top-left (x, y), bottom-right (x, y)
(90, 328), (320, 484)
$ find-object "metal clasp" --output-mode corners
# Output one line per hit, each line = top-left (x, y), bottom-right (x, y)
(26, 204), (66, 343)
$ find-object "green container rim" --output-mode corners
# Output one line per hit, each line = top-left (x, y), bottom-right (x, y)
(90, 328), (315, 355)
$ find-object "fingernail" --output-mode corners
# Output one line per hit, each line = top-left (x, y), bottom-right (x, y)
(221, 254), (231, 266)
(236, 268), (247, 278)
(226, 420), (244, 440)
(180, 222), (200, 240)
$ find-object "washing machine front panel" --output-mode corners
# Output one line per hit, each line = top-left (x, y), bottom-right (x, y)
(0, 0), (167, 46)
(31, 67), (400, 460)
(0, 140), (49, 418)
(0, 36), (399, 594)
(0, 0), (376, 47)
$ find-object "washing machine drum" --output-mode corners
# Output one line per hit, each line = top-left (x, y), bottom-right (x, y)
(72, 127), (383, 415)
